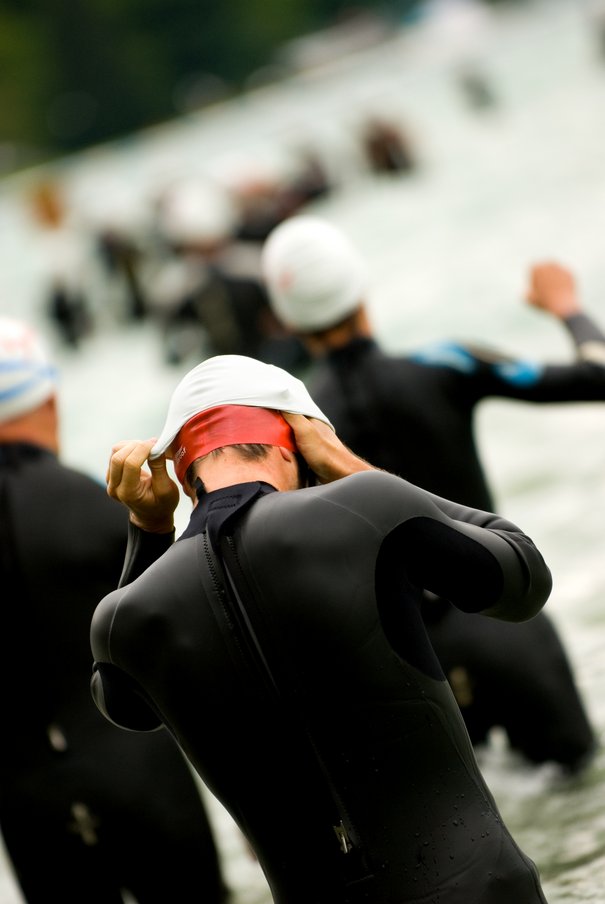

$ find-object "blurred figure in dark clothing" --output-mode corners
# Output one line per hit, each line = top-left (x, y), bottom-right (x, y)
(361, 116), (418, 174)
(0, 316), (227, 903)
(150, 177), (308, 371)
(28, 180), (93, 350)
(261, 215), (599, 773)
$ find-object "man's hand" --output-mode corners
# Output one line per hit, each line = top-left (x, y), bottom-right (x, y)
(282, 413), (375, 484)
(107, 438), (179, 533)
(525, 261), (581, 319)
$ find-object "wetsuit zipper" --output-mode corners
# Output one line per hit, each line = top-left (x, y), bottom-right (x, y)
(220, 534), (364, 863)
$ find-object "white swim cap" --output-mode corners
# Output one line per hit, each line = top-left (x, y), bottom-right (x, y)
(160, 178), (238, 245)
(0, 318), (57, 424)
(150, 354), (332, 459)
(261, 216), (368, 331)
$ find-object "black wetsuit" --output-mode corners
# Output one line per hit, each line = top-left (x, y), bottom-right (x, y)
(0, 443), (224, 904)
(91, 472), (552, 904)
(304, 316), (603, 770)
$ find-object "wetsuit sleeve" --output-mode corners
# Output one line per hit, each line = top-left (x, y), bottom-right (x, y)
(465, 312), (605, 400)
(396, 486), (553, 622)
(563, 312), (605, 363)
(348, 473), (552, 623)
(414, 311), (605, 402)
(90, 591), (163, 731)
(118, 521), (175, 587)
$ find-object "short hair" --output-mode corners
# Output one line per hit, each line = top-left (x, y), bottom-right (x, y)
(184, 442), (312, 492)
(184, 443), (270, 489)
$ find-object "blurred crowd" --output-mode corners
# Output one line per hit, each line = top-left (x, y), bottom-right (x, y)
(24, 110), (425, 378)
(18, 0), (517, 379)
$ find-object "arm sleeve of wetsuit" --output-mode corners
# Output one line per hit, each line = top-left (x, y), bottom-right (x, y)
(118, 521), (175, 587)
(91, 662), (163, 731)
(464, 340), (605, 400)
(403, 514), (552, 622)
(416, 335), (605, 401)
(373, 477), (553, 622)
(563, 312), (605, 364)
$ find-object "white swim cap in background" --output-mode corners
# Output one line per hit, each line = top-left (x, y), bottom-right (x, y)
(160, 178), (238, 246)
(261, 215), (368, 332)
(0, 317), (57, 424)
(150, 353), (333, 459)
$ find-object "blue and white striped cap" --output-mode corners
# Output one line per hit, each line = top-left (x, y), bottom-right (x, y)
(0, 317), (57, 423)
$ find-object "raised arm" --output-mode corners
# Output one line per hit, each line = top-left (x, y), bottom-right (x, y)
(282, 411), (376, 483)
(526, 261), (605, 363)
(106, 438), (180, 586)
(417, 260), (605, 403)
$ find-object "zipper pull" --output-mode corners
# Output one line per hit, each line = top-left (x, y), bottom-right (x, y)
(333, 821), (353, 854)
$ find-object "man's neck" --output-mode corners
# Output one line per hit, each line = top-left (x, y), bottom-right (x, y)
(0, 399), (59, 454)
(304, 305), (373, 357)
(192, 445), (300, 496)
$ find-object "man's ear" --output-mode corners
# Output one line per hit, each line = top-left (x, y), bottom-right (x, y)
(181, 472), (199, 504)
(278, 446), (297, 463)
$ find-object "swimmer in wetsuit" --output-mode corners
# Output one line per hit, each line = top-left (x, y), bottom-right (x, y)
(0, 317), (226, 903)
(90, 354), (552, 904)
(261, 217), (599, 772)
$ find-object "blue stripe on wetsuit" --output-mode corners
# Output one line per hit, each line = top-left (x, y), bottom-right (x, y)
(411, 341), (543, 386)
(492, 360), (543, 386)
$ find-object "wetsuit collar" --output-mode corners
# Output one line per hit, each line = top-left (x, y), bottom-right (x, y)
(327, 335), (377, 364)
(0, 442), (55, 466)
(179, 481), (277, 546)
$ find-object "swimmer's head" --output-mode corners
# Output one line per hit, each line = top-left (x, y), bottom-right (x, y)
(261, 215), (368, 332)
(0, 317), (57, 424)
(150, 354), (332, 484)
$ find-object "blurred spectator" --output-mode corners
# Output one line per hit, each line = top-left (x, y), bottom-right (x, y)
(419, 0), (498, 111)
(456, 64), (498, 110)
(273, 147), (333, 213)
(0, 316), (227, 903)
(216, 152), (330, 243)
(95, 228), (147, 322)
(28, 180), (93, 350)
(360, 115), (418, 174)
(75, 181), (155, 325)
(148, 177), (308, 371)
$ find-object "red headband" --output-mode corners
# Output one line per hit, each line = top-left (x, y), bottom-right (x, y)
(170, 404), (297, 485)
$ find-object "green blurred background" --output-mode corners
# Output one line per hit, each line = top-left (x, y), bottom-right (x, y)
(0, 0), (520, 170)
